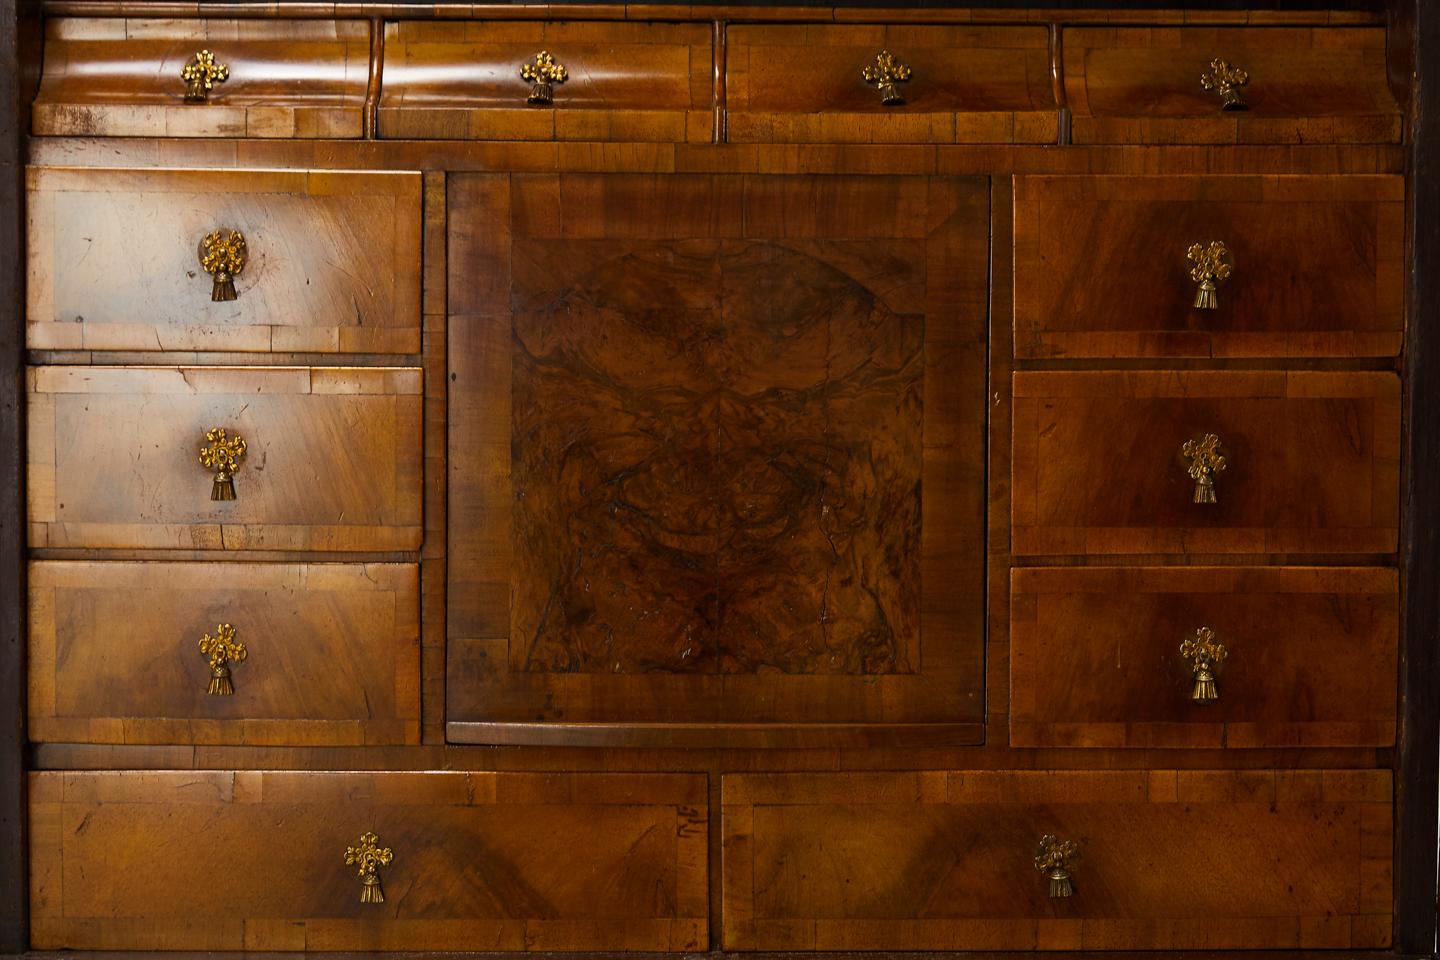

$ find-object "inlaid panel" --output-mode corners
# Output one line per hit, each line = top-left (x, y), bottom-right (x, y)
(448, 173), (988, 746)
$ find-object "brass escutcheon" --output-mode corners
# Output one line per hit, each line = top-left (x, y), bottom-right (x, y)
(862, 50), (913, 106)
(521, 51), (568, 106)
(181, 50), (229, 103)
(1034, 835), (1079, 899)
(345, 831), (395, 904)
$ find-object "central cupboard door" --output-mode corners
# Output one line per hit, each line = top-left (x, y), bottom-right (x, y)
(447, 174), (988, 747)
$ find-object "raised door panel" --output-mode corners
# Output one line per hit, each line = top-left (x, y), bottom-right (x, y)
(447, 173), (988, 747)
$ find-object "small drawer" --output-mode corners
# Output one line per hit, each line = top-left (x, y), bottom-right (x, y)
(378, 21), (713, 142)
(32, 18), (370, 139)
(1062, 26), (1401, 144)
(726, 24), (1057, 144)
(1010, 566), (1398, 748)
(27, 166), (422, 354)
(28, 561), (420, 746)
(1011, 371), (1399, 556)
(30, 771), (709, 951)
(26, 366), (423, 552)
(722, 769), (1392, 951)
(1013, 175), (1404, 359)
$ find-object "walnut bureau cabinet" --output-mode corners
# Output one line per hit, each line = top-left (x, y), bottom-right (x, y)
(0, 2), (1437, 958)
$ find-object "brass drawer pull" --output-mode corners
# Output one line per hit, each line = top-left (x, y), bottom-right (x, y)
(346, 831), (395, 904)
(198, 623), (247, 696)
(522, 51), (568, 105)
(199, 427), (247, 501)
(1201, 58), (1249, 111)
(1187, 240), (1232, 310)
(863, 50), (913, 106)
(181, 50), (229, 103)
(199, 229), (247, 302)
(1034, 835), (1079, 898)
(1181, 626), (1228, 703)
(1181, 432), (1227, 504)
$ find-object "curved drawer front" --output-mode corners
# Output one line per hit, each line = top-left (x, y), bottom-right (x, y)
(32, 18), (370, 138)
(1011, 371), (1399, 556)
(27, 167), (423, 353)
(722, 770), (1392, 951)
(1014, 175), (1404, 359)
(1010, 566), (1398, 748)
(29, 771), (708, 951)
(28, 561), (420, 746)
(26, 366), (424, 551)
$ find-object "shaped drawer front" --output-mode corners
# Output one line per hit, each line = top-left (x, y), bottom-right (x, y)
(27, 166), (422, 353)
(27, 366), (423, 552)
(722, 770), (1392, 951)
(30, 771), (708, 951)
(28, 561), (420, 746)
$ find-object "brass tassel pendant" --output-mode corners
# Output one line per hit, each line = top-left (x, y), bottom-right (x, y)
(208, 663), (234, 696)
(360, 874), (385, 904)
(1193, 277), (1218, 310)
(1192, 666), (1218, 703)
(1049, 871), (1073, 899)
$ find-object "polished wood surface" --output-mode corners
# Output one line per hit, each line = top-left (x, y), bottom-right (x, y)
(27, 366), (423, 551)
(30, 770), (708, 951)
(1010, 566), (1398, 749)
(28, 561), (420, 745)
(27, 166), (422, 353)
(722, 769), (1392, 951)
(32, 18), (369, 138)
(1013, 174), (1405, 358)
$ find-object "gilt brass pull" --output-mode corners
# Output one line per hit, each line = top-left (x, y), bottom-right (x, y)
(1181, 433), (1227, 504)
(521, 51), (567, 105)
(862, 50), (913, 106)
(1181, 626), (1228, 703)
(1035, 835), (1079, 899)
(198, 623), (247, 696)
(1200, 58), (1249, 111)
(181, 50), (229, 103)
(345, 831), (394, 904)
(199, 427), (247, 501)
(1187, 240), (1232, 310)
(199, 229), (247, 302)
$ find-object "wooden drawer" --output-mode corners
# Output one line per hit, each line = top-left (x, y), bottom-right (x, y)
(726, 24), (1057, 144)
(722, 770), (1392, 950)
(30, 771), (708, 951)
(27, 166), (422, 354)
(1013, 175), (1404, 359)
(1062, 27), (1401, 144)
(379, 21), (712, 142)
(1010, 566), (1398, 748)
(32, 19), (370, 138)
(28, 561), (419, 746)
(1012, 371), (1399, 556)
(26, 366), (423, 552)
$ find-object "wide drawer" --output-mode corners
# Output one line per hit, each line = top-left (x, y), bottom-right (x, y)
(26, 366), (423, 552)
(32, 18), (370, 138)
(28, 561), (420, 746)
(30, 771), (708, 951)
(1013, 175), (1404, 358)
(1010, 566), (1398, 748)
(379, 21), (712, 142)
(726, 24), (1056, 144)
(27, 166), (422, 353)
(1011, 371), (1399, 556)
(722, 770), (1392, 950)
(1062, 27), (1401, 144)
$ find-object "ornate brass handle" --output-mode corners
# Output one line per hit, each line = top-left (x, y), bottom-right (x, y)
(199, 427), (247, 501)
(862, 50), (913, 106)
(1200, 58), (1249, 111)
(345, 831), (394, 904)
(1035, 835), (1079, 899)
(199, 229), (246, 302)
(198, 623), (247, 696)
(521, 51), (568, 105)
(181, 50), (229, 103)
(1187, 240), (1232, 310)
(1181, 433), (1226, 504)
(1181, 626), (1228, 703)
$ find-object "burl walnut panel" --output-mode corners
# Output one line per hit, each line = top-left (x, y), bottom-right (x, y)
(1010, 566), (1398, 749)
(722, 770), (1392, 951)
(448, 173), (987, 746)
(28, 561), (420, 746)
(30, 771), (708, 951)
(27, 166), (422, 353)
(1013, 175), (1404, 358)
